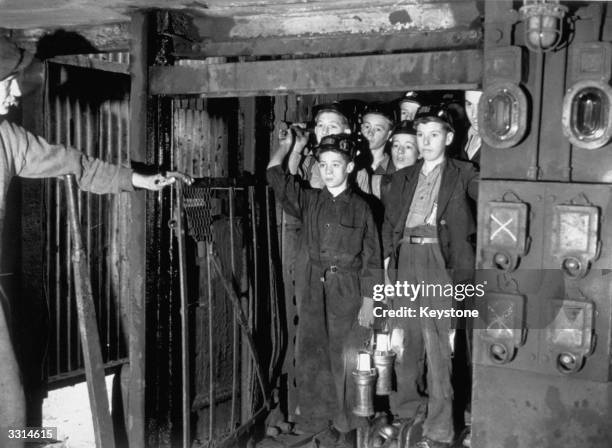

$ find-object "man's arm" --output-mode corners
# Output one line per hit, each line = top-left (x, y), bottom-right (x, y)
(7, 121), (189, 192)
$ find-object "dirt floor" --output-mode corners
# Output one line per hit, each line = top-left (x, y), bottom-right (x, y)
(41, 375), (115, 448)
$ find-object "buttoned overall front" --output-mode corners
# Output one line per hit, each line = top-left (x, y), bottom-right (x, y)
(267, 165), (381, 433)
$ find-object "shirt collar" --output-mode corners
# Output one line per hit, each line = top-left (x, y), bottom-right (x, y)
(322, 186), (352, 202)
(372, 153), (391, 174)
(420, 158), (445, 176)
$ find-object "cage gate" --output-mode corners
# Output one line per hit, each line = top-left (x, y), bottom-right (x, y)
(174, 179), (273, 447)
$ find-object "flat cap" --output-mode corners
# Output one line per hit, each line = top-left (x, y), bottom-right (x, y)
(0, 36), (33, 81)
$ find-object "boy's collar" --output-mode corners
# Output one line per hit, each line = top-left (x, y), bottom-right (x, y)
(322, 186), (352, 202)
(421, 157), (446, 175)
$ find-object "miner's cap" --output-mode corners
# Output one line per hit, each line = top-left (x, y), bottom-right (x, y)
(391, 120), (417, 138)
(0, 36), (33, 82)
(362, 101), (396, 124)
(413, 104), (455, 133)
(315, 134), (357, 160)
(398, 91), (423, 106)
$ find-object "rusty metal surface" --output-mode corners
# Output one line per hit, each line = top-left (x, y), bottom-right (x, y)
(150, 50), (482, 96)
(475, 180), (612, 381)
(45, 62), (130, 384)
(472, 365), (612, 448)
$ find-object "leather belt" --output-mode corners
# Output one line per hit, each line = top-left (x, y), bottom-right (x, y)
(400, 236), (439, 245)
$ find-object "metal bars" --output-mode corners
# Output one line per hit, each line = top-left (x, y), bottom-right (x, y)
(45, 62), (130, 384)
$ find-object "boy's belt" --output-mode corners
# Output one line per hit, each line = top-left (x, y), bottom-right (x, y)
(310, 260), (360, 281)
(399, 236), (439, 245)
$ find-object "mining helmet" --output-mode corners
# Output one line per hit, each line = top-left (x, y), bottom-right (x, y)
(0, 36), (33, 81)
(362, 101), (396, 124)
(398, 91), (423, 107)
(413, 104), (455, 133)
(391, 120), (417, 137)
(315, 134), (357, 160)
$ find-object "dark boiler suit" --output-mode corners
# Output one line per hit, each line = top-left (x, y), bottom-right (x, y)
(267, 165), (381, 432)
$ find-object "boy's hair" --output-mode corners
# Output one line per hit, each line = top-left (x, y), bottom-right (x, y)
(413, 104), (455, 133)
(315, 134), (356, 162)
(313, 102), (351, 128)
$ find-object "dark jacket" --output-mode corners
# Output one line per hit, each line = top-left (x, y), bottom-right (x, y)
(381, 157), (478, 283)
(267, 165), (381, 296)
(458, 130), (481, 171)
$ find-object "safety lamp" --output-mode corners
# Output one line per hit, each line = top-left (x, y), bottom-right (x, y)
(519, 0), (568, 52)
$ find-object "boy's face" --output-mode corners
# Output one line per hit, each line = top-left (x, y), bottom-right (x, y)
(360, 113), (393, 150)
(0, 75), (21, 116)
(314, 111), (350, 143)
(390, 134), (419, 169)
(400, 101), (419, 121)
(416, 121), (453, 163)
(464, 90), (483, 132)
(318, 150), (354, 189)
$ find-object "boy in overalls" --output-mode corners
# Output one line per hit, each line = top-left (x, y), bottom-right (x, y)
(268, 131), (381, 447)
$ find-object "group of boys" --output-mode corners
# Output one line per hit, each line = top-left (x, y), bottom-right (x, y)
(267, 90), (482, 448)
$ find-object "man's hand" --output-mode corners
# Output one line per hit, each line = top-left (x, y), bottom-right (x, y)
(131, 171), (193, 191)
(358, 297), (374, 328)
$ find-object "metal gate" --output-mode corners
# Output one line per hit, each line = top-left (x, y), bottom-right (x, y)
(44, 58), (131, 384)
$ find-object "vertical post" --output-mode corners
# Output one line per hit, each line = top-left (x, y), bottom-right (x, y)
(64, 174), (116, 448)
(128, 10), (149, 448)
(174, 182), (191, 448)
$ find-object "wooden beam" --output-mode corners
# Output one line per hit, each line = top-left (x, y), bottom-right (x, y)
(49, 55), (129, 74)
(8, 23), (130, 54)
(127, 10), (148, 448)
(150, 50), (482, 97)
(173, 28), (482, 59)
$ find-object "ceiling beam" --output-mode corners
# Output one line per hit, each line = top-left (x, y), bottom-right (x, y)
(172, 28), (481, 59)
(150, 49), (482, 97)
